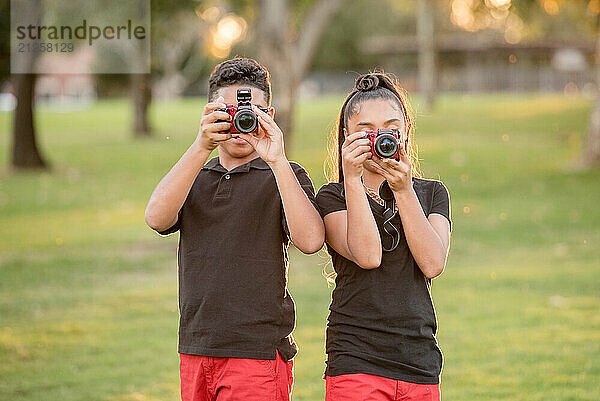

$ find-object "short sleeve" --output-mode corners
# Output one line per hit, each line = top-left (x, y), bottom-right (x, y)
(429, 181), (452, 232)
(293, 164), (318, 207)
(156, 206), (183, 236)
(282, 163), (319, 238)
(315, 183), (347, 218)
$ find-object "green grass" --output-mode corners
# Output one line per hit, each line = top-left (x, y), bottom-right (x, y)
(1, 93), (599, 400)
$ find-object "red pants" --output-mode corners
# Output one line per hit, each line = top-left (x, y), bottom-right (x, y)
(179, 352), (293, 401)
(326, 373), (441, 401)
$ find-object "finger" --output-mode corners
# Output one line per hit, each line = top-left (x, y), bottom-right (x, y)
(253, 105), (278, 131)
(370, 161), (386, 174)
(237, 132), (259, 147)
(371, 156), (386, 167)
(203, 110), (232, 124)
(343, 140), (370, 155)
(208, 132), (233, 142)
(399, 152), (411, 167)
(250, 107), (273, 133)
(256, 115), (284, 143)
(252, 105), (274, 123)
(343, 131), (369, 146)
(381, 157), (400, 168)
(202, 97), (227, 116)
(345, 150), (370, 166)
(343, 137), (370, 151)
(381, 157), (408, 172)
(342, 133), (363, 149)
(354, 152), (371, 165)
(256, 112), (284, 141)
(372, 157), (396, 174)
(397, 142), (410, 163)
(203, 121), (232, 134)
(388, 158), (411, 174)
(202, 103), (227, 117)
(255, 115), (273, 137)
(376, 165), (395, 181)
(346, 145), (371, 159)
(371, 162), (392, 180)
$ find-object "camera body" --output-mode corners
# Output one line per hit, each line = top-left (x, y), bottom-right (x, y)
(364, 129), (403, 159)
(218, 88), (259, 135)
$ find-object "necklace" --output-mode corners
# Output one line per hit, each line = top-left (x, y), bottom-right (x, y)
(362, 182), (385, 206)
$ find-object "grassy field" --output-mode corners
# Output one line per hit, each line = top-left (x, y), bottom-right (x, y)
(0, 93), (599, 400)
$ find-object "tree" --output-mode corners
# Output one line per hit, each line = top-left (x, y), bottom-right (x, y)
(9, 0), (48, 170)
(151, 10), (210, 100)
(131, 73), (152, 136)
(131, 0), (211, 137)
(417, 0), (436, 111)
(256, 0), (342, 146)
(131, 0), (153, 137)
(12, 74), (47, 169)
(582, 13), (600, 166)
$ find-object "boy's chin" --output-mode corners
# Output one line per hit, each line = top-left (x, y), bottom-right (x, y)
(220, 140), (255, 158)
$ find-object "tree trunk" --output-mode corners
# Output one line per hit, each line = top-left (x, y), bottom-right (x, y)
(273, 78), (295, 150)
(417, 0), (436, 111)
(11, 74), (47, 170)
(131, 73), (152, 137)
(582, 23), (600, 166)
(256, 0), (342, 150)
(257, 0), (294, 147)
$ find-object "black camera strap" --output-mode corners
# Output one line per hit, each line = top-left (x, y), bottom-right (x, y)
(379, 180), (401, 252)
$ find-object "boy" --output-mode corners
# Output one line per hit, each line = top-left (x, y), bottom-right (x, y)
(145, 58), (324, 401)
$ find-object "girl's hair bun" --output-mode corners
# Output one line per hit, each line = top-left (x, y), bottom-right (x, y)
(355, 74), (380, 91)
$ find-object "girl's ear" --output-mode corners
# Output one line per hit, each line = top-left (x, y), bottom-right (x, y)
(268, 107), (275, 119)
(343, 127), (348, 138)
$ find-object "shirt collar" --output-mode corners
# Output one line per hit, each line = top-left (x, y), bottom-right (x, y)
(202, 156), (271, 173)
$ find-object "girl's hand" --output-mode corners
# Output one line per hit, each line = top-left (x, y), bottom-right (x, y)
(371, 143), (412, 193)
(238, 105), (286, 166)
(342, 131), (372, 180)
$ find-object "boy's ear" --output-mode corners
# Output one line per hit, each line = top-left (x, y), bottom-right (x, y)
(268, 107), (275, 119)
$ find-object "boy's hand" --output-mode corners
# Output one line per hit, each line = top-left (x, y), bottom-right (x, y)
(238, 106), (286, 166)
(195, 96), (233, 151)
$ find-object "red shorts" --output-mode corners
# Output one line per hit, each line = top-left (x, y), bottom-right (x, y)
(326, 373), (441, 401)
(179, 351), (293, 401)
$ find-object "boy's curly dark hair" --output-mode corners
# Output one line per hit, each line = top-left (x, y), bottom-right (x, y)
(208, 58), (271, 105)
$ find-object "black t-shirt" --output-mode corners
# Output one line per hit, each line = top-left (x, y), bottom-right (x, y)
(156, 156), (317, 362)
(315, 178), (451, 384)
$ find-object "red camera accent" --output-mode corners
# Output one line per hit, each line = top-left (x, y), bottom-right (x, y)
(216, 105), (259, 135)
(215, 88), (260, 136)
(364, 129), (403, 160)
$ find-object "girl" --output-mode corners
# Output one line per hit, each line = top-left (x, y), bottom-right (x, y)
(315, 72), (451, 401)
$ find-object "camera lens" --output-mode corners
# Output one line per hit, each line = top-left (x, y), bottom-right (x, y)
(234, 110), (258, 133)
(374, 135), (399, 158)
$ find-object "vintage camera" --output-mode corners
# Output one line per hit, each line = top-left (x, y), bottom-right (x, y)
(364, 129), (403, 159)
(218, 88), (259, 135)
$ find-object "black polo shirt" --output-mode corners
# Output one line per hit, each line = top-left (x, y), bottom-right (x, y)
(315, 178), (451, 384)
(156, 156), (317, 362)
